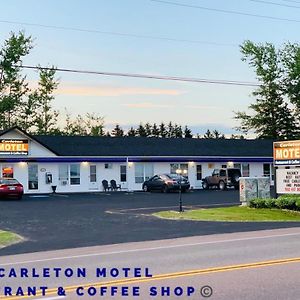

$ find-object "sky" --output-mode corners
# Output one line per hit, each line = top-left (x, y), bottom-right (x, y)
(1, 0), (300, 135)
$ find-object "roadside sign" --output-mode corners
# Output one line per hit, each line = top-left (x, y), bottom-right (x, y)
(273, 140), (300, 165)
(276, 168), (300, 194)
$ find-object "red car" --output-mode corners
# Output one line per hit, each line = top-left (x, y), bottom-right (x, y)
(0, 178), (24, 200)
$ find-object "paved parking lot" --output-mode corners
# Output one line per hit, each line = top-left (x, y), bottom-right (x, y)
(0, 190), (299, 255)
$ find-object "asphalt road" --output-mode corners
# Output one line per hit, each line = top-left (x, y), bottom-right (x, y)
(0, 228), (299, 299)
(0, 190), (299, 255)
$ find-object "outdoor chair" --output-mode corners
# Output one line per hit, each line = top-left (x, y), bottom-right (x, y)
(110, 179), (121, 191)
(102, 180), (110, 192)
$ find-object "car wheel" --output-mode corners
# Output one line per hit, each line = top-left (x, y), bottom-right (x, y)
(162, 185), (169, 193)
(202, 180), (209, 190)
(143, 184), (149, 192)
(16, 195), (23, 200)
(219, 181), (226, 191)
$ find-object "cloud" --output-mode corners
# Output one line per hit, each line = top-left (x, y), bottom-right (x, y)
(123, 102), (173, 108)
(55, 85), (184, 97)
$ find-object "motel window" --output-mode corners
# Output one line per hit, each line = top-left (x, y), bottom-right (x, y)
(170, 163), (188, 176)
(70, 164), (80, 185)
(196, 165), (202, 180)
(263, 164), (270, 177)
(242, 163), (250, 177)
(135, 163), (154, 183)
(2, 165), (13, 178)
(120, 165), (127, 182)
(59, 165), (69, 184)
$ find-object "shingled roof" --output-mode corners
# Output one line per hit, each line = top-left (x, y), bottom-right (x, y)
(33, 135), (274, 157)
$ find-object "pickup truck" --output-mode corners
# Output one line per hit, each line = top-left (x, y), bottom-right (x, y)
(202, 168), (241, 190)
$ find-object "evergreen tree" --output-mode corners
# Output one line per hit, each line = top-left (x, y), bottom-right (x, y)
(159, 122), (167, 138)
(136, 123), (147, 137)
(184, 126), (193, 138)
(144, 122), (152, 137)
(167, 121), (174, 138)
(152, 123), (160, 137)
(203, 129), (214, 139)
(174, 124), (183, 138)
(127, 127), (136, 136)
(111, 124), (124, 137)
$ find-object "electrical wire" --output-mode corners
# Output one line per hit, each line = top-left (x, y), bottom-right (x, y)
(249, 0), (300, 9)
(18, 65), (259, 87)
(0, 19), (236, 47)
(150, 0), (300, 23)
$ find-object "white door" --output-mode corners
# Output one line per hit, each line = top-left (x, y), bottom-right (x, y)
(89, 165), (98, 190)
(196, 164), (203, 188)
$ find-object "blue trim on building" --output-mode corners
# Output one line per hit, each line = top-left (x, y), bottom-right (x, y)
(0, 156), (273, 163)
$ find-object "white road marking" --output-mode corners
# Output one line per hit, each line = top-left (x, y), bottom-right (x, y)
(1, 231), (299, 266)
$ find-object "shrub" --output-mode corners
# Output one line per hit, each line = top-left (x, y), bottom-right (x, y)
(249, 198), (276, 209)
(296, 199), (300, 211)
(264, 198), (277, 209)
(275, 198), (297, 210)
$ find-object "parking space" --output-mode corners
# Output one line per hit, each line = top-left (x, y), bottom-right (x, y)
(0, 190), (299, 256)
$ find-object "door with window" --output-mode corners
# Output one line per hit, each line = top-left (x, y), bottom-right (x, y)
(28, 164), (39, 190)
(89, 165), (98, 190)
(196, 165), (202, 187)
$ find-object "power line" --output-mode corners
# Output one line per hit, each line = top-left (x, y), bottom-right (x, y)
(282, 0), (300, 4)
(150, 0), (300, 23)
(0, 19), (236, 47)
(18, 65), (259, 87)
(250, 0), (300, 8)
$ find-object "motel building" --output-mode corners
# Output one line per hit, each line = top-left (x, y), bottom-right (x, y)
(0, 127), (274, 194)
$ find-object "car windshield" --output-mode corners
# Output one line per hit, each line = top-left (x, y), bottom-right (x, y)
(167, 174), (186, 180)
(0, 179), (19, 185)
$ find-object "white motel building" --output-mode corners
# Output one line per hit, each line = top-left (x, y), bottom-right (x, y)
(0, 127), (274, 194)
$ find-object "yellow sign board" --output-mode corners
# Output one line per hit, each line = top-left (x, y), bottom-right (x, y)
(273, 140), (300, 165)
(0, 139), (29, 155)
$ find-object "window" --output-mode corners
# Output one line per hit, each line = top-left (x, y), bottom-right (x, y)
(70, 164), (80, 185)
(59, 164), (80, 185)
(120, 165), (127, 182)
(263, 164), (270, 177)
(59, 165), (69, 183)
(135, 163), (154, 183)
(28, 164), (38, 190)
(242, 163), (250, 177)
(105, 163), (113, 169)
(234, 163), (241, 170)
(2, 165), (13, 178)
(170, 163), (188, 176)
(222, 165), (227, 169)
(220, 169), (226, 177)
(90, 165), (96, 183)
(196, 165), (202, 180)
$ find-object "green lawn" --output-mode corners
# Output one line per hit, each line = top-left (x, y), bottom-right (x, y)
(153, 206), (300, 222)
(0, 230), (23, 248)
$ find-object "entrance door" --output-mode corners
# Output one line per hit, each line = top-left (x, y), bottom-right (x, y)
(28, 164), (39, 190)
(196, 164), (202, 188)
(89, 165), (98, 190)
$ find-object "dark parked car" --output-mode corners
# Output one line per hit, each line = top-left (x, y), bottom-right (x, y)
(0, 178), (24, 199)
(142, 174), (190, 193)
(202, 168), (241, 190)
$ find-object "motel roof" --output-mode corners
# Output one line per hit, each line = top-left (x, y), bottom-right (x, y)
(33, 135), (274, 157)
